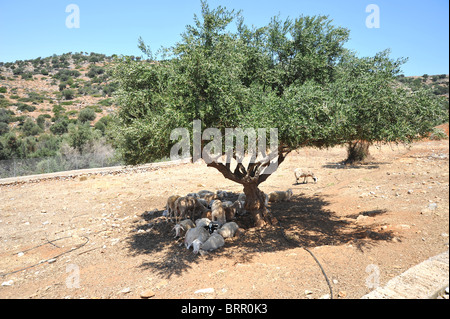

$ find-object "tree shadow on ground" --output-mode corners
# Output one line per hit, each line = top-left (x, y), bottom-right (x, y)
(322, 161), (391, 170)
(126, 193), (395, 279)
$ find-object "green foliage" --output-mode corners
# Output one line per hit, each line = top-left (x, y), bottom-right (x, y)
(22, 117), (42, 136)
(50, 118), (69, 135)
(36, 114), (48, 129)
(21, 72), (33, 80)
(0, 98), (12, 108)
(87, 65), (105, 78)
(0, 122), (8, 135)
(94, 114), (114, 136)
(53, 69), (81, 81)
(67, 123), (93, 152)
(78, 107), (96, 123)
(98, 98), (114, 106)
(62, 89), (75, 100)
(112, 1), (444, 167)
(16, 102), (36, 112)
(0, 87), (7, 93)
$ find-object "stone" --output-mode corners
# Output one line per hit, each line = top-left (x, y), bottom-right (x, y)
(194, 288), (215, 294)
(356, 215), (368, 222)
(140, 289), (156, 299)
(120, 287), (131, 294)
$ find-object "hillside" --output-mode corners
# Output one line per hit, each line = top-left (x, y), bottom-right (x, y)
(0, 52), (118, 123)
(0, 52), (449, 178)
(397, 73), (450, 99)
(0, 53), (124, 177)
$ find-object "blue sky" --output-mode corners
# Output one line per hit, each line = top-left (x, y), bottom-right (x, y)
(0, 0), (448, 76)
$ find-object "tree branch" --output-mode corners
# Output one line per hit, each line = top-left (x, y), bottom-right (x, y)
(256, 146), (291, 185)
(207, 161), (244, 184)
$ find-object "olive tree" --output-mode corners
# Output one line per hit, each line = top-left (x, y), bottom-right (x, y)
(112, 1), (446, 227)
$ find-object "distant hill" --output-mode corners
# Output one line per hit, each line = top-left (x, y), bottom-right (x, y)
(0, 52), (126, 176)
(0, 52), (118, 126)
(397, 73), (449, 99)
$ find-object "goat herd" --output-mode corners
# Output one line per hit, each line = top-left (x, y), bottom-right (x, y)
(161, 168), (318, 255)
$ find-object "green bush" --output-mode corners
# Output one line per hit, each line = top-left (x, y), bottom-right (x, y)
(78, 107), (96, 123)
(0, 98), (11, 108)
(87, 65), (105, 78)
(0, 87), (7, 93)
(62, 89), (75, 100)
(0, 122), (8, 135)
(16, 103), (36, 112)
(22, 117), (42, 136)
(50, 118), (69, 135)
(21, 72), (33, 80)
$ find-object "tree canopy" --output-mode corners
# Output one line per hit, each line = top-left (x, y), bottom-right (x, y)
(111, 1), (448, 226)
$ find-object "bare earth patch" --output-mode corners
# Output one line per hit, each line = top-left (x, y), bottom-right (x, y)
(0, 139), (448, 299)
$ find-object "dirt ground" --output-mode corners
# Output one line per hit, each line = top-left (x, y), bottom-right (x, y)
(0, 135), (448, 299)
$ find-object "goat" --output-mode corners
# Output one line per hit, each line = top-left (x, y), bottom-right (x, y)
(223, 200), (242, 220)
(197, 190), (215, 198)
(173, 219), (195, 238)
(192, 233), (225, 254)
(184, 226), (210, 250)
(166, 195), (181, 222)
(211, 200), (226, 226)
(217, 222), (239, 238)
(174, 196), (193, 223)
(268, 189), (293, 203)
(294, 168), (318, 184)
(195, 217), (212, 228)
(174, 196), (210, 222)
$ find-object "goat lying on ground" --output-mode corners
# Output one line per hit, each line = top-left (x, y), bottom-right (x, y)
(268, 189), (293, 202)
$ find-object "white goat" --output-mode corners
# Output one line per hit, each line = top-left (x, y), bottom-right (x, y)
(268, 189), (293, 203)
(192, 233), (225, 254)
(294, 168), (318, 184)
(195, 217), (212, 228)
(217, 222), (239, 238)
(173, 219), (195, 238)
(184, 226), (210, 249)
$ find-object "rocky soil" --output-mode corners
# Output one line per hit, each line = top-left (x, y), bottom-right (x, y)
(0, 137), (448, 299)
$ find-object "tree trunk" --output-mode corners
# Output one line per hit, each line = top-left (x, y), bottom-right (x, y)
(345, 140), (372, 164)
(243, 182), (276, 228)
(205, 145), (290, 228)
